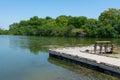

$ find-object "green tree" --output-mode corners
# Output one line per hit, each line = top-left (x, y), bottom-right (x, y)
(0, 28), (4, 34)
(69, 16), (87, 28)
(82, 19), (98, 37)
(56, 15), (68, 27)
(7, 8), (120, 38)
(99, 8), (120, 36)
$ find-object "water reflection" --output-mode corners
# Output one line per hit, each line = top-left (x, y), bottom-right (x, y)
(9, 36), (95, 54)
(9, 36), (120, 55)
(48, 56), (120, 80)
(1, 35), (120, 80)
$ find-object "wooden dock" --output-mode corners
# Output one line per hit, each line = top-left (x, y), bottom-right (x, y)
(49, 46), (120, 77)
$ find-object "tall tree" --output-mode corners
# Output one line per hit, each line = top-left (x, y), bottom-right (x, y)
(99, 8), (120, 35)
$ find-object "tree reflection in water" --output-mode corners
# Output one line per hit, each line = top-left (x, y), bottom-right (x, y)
(48, 56), (119, 80)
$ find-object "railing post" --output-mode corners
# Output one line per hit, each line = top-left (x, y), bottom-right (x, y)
(99, 43), (102, 53)
(94, 43), (97, 53)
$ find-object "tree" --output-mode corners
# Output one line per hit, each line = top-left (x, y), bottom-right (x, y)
(99, 8), (120, 35)
(56, 15), (68, 27)
(82, 18), (98, 37)
(69, 16), (87, 28)
(0, 28), (4, 34)
(7, 8), (120, 38)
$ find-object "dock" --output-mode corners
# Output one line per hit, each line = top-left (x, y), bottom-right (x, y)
(49, 46), (120, 77)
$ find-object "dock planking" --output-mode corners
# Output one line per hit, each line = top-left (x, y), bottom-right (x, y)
(49, 46), (120, 77)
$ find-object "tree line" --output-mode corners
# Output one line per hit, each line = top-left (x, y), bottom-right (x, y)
(1, 8), (120, 38)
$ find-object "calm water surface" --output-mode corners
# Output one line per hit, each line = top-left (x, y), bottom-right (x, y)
(0, 35), (120, 80)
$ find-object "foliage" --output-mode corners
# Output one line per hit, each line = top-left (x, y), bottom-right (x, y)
(0, 28), (4, 34)
(7, 8), (120, 38)
(0, 28), (10, 35)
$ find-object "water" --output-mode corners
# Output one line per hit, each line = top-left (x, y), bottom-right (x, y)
(0, 35), (119, 80)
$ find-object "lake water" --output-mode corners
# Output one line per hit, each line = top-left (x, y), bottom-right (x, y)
(0, 35), (119, 80)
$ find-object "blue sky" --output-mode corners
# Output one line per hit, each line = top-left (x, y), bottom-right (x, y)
(0, 0), (120, 29)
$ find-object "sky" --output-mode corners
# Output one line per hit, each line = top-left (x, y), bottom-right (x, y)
(0, 0), (120, 30)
